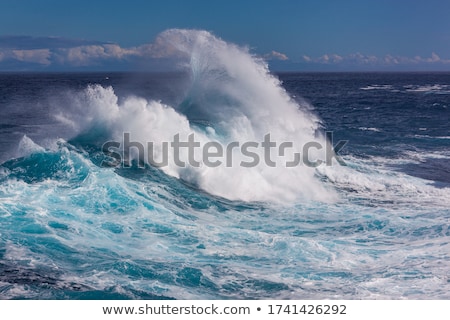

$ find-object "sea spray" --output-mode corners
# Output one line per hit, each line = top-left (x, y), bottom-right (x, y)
(57, 29), (337, 203)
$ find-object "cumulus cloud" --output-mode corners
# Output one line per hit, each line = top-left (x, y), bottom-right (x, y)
(12, 49), (51, 65)
(428, 52), (440, 63)
(54, 44), (138, 66)
(264, 50), (289, 61)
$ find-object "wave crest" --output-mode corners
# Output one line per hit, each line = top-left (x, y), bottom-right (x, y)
(56, 29), (337, 203)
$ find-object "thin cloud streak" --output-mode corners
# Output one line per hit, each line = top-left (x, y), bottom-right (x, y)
(302, 52), (450, 66)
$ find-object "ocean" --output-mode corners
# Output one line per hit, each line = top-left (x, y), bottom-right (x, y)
(0, 30), (449, 299)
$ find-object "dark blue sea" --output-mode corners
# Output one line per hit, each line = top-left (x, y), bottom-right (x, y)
(1, 31), (449, 299)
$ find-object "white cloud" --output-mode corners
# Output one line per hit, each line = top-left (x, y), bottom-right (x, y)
(330, 54), (343, 63)
(12, 49), (51, 65)
(314, 54), (343, 64)
(0, 48), (52, 65)
(302, 55), (311, 62)
(428, 52), (441, 63)
(55, 44), (139, 66)
(319, 54), (329, 63)
(140, 34), (187, 58)
(383, 54), (399, 64)
(264, 50), (289, 61)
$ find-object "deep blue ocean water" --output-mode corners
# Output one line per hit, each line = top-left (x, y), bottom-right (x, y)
(1, 32), (449, 299)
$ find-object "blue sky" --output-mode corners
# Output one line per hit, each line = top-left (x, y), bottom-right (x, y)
(1, 0), (449, 71)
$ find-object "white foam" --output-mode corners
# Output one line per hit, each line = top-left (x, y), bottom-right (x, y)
(317, 155), (450, 208)
(360, 84), (393, 91)
(358, 127), (381, 132)
(405, 84), (450, 94)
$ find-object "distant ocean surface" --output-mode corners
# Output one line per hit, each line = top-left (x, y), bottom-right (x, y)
(1, 30), (449, 299)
